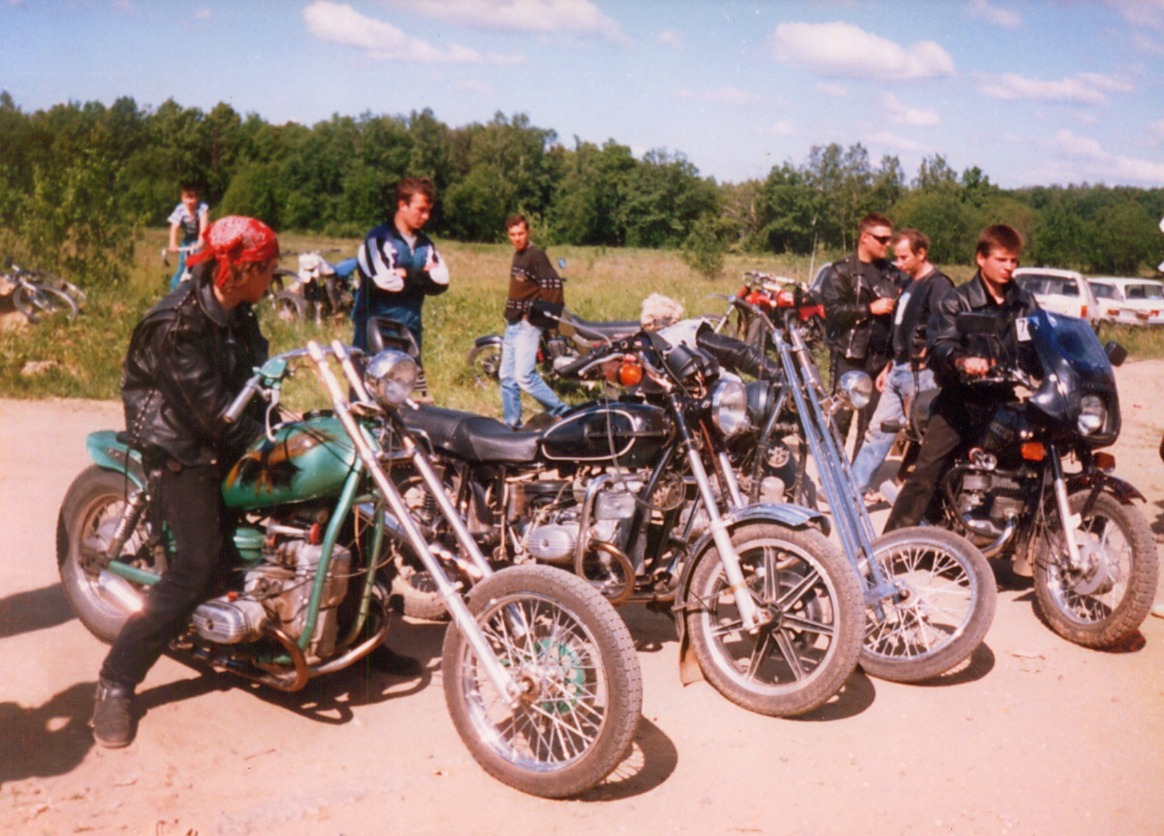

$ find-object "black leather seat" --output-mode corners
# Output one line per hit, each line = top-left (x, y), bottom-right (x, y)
(402, 405), (542, 464)
(562, 310), (640, 341)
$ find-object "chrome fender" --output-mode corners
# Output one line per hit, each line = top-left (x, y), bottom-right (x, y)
(673, 502), (828, 685)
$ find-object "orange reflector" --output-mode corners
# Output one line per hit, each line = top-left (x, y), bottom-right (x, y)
(619, 361), (643, 387)
(1094, 452), (1116, 472)
(1021, 441), (1046, 461)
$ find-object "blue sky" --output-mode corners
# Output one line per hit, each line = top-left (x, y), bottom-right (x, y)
(3, 0), (1163, 189)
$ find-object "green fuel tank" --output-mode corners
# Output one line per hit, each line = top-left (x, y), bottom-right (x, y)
(221, 416), (359, 509)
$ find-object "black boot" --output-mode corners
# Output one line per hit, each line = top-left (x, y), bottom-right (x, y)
(91, 677), (136, 748)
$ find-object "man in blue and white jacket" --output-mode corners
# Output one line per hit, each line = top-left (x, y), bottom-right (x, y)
(351, 177), (449, 358)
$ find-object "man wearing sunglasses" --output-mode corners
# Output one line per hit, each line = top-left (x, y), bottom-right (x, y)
(818, 212), (906, 458)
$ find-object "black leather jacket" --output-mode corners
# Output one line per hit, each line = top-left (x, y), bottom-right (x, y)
(928, 272), (1039, 413)
(122, 263), (268, 467)
(819, 253), (903, 361)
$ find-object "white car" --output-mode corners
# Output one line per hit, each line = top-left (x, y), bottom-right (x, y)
(1012, 267), (1097, 323)
(1088, 276), (1164, 326)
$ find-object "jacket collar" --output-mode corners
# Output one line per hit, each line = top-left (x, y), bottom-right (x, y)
(193, 264), (230, 328)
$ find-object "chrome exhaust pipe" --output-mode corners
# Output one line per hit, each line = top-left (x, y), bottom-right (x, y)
(98, 570), (145, 614)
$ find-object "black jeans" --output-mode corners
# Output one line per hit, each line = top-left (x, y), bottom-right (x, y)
(882, 409), (964, 533)
(831, 353), (885, 460)
(100, 462), (227, 689)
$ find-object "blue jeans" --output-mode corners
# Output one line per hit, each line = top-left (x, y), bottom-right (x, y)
(500, 319), (567, 427)
(850, 363), (935, 493)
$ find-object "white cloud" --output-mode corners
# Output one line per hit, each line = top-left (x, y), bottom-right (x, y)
(1048, 128), (1164, 184)
(815, 81), (849, 98)
(303, 1), (523, 63)
(1107, 0), (1164, 33)
(770, 21), (955, 80)
(975, 71), (1133, 105)
(966, 0), (1021, 30)
(764, 121), (794, 136)
(677, 86), (761, 106)
(375, 0), (628, 43)
(880, 93), (940, 127)
(1151, 119), (1164, 143)
(866, 131), (930, 154)
(657, 29), (684, 49)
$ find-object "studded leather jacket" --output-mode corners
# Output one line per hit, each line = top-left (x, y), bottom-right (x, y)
(121, 262), (268, 467)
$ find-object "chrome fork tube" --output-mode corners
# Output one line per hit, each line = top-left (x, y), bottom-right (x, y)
(312, 341), (521, 703)
(1048, 445), (1084, 569)
(669, 394), (764, 630)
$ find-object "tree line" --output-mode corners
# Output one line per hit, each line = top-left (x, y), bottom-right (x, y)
(1, 92), (1161, 286)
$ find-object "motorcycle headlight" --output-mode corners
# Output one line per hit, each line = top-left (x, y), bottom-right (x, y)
(837, 370), (873, 411)
(364, 349), (418, 407)
(711, 379), (750, 437)
(745, 380), (774, 428)
(1077, 394), (1106, 434)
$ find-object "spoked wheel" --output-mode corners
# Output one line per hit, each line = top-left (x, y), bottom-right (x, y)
(467, 341), (502, 388)
(14, 283), (78, 323)
(442, 565), (642, 799)
(25, 270), (86, 305)
(56, 466), (157, 642)
(685, 522), (863, 717)
(859, 527), (996, 682)
(1033, 490), (1157, 648)
(271, 291), (307, 322)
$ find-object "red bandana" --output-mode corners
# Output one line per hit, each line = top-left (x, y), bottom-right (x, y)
(187, 215), (280, 288)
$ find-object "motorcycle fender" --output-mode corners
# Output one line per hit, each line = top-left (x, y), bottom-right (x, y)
(85, 430), (146, 490)
(1065, 471), (1145, 505)
(473, 334), (503, 350)
(672, 503), (828, 686)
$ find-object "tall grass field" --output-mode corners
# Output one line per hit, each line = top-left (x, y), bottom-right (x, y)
(2, 230), (1161, 421)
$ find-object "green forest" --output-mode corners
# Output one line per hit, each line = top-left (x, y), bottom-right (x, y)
(2, 93), (1162, 287)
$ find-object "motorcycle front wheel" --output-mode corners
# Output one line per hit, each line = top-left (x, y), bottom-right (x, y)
(685, 522), (863, 717)
(860, 527), (996, 682)
(1033, 490), (1157, 648)
(14, 282), (78, 323)
(442, 565), (642, 799)
(57, 466), (156, 642)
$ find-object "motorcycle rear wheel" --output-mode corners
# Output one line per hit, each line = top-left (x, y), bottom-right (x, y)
(270, 290), (307, 322)
(466, 341), (502, 388)
(1033, 490), (1157, 648)
(57, 466), (155, 642)
(860, 527), (996, 682)
(442, 565), (642, 798)
(686, 522), (863, 716)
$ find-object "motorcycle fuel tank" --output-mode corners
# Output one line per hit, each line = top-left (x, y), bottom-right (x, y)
(222, 416), (358, 509)
(540, 401), (673, 467)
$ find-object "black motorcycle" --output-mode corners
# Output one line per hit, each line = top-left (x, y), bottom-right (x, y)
(898, 307), (1157, 648)
(392, 321), (865, 718)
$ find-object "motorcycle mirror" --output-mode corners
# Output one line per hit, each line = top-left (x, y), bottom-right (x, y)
(558, 257), (567, 270)
(1104, 341), (1128, 368)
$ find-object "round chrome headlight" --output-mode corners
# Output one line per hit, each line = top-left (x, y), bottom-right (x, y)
(711, 378), (750, 437)
(838, 370), (873, 411)
(1077, 394), (1105, 434)
(364, 349), (418, 407)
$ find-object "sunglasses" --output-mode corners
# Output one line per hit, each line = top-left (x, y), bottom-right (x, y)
(868, 233), (892, 246)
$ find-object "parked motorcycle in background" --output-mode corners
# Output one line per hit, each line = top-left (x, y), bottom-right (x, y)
(398, 316), (865, 718)
(893, 307), (1157, 647)
(730, 294), (996, 682)
(57, 340), (642, 798)
(269, 252), (360, 323)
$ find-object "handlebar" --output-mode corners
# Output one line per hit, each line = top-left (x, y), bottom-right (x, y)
(223, 375), (264, 424)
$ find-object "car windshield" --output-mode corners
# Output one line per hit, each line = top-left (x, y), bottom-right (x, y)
(1090, 283), (1118, 300)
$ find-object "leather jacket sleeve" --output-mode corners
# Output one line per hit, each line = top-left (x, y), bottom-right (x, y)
(819, 260), (869, 335)
(696, 329), (781, 379)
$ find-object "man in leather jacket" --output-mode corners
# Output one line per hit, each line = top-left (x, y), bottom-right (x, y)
(818, 212), (904, 457)
(92, 217), (280, 749)
(884, 224), (1039, 532)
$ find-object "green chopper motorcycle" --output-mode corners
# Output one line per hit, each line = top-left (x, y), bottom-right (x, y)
(57, 340), (642, 799)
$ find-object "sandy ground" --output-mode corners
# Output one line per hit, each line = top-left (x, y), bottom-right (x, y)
(2, 361), (1164, 835)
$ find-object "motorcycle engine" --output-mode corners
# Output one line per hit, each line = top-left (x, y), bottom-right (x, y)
(191, 534), (352, 663)
(511, 474), (639, 565)
(954, 468), (1025, 538)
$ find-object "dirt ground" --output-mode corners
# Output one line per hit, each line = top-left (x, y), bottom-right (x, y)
(3, 361), (1164, 835)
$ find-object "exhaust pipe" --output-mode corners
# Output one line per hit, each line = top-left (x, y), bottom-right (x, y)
(98, 570), (145, 614)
